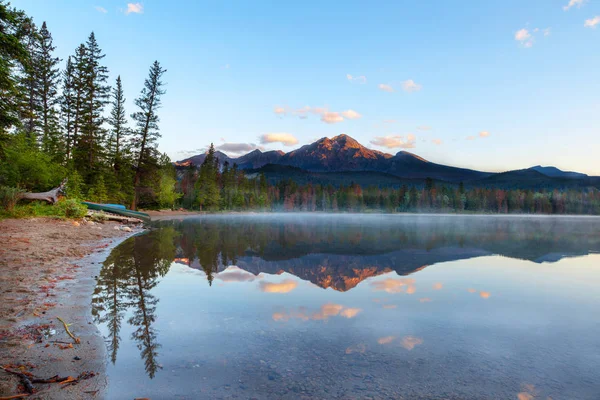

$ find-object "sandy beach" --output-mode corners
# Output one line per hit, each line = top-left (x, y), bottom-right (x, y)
(0, 218), (143, 399)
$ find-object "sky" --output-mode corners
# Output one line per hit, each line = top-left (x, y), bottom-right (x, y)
(13, 0), (600, 174)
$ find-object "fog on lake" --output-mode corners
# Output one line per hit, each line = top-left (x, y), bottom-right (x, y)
(92, 214), (600, 399)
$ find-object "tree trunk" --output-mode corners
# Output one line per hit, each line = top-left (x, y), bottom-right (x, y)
(19, 179), (67, 204)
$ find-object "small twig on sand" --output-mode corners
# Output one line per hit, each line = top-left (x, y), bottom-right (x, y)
(0, 394), (31, 399)
(0, 367), (34, 393)
(56, 317), (80, 344)
(31, 375), (70, 384)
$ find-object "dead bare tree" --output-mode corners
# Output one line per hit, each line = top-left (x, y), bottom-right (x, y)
(18, 179), (67, 204)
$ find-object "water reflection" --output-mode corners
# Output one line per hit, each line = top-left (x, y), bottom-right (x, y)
(92, 227), (178, 378)
(92, 215), (600, 399)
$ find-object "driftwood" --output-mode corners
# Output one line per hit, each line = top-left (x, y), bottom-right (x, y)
(56, 317), (80, 344)
(0, 366), (34, 394)
(0, 366), (94, 396)
(86, 211), (143, 224)
(19, 179), (67, 205)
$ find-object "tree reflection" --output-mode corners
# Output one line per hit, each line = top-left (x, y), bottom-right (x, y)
(93, 216), (600, 376)
(92, 227), (178, 378)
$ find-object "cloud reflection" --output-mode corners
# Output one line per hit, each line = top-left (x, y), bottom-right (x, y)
(370, 278), (416, 293)
(480, 291), (491, 299)
(401, 336), (423, 350)
(259, 279), (298, 293)
(377, 336), (396, 345)
(273, 303), (362, 322)
(433, 283), (443, 290)
(345, 343), (367, 354)
(216, 266), (258, 282)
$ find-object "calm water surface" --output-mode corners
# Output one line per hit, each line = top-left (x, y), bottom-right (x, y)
(92, 214), (600, 399)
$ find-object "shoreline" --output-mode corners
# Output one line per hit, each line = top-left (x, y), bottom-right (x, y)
(0, 218), (144, 399)
(146, 209), (600, 220)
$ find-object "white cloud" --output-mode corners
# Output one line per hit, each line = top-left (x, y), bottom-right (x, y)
(259, 133), (299, 146)
(431, 139), (443, 145)
(378, 84), (395, 93)
(543, 28), (551, 36)
(95, 6), (107, 13)
(370, 135), (416, 149)
(402, 79), (422, 92)
(515, 28), (534, 47)
(563, 0), (587, 11)
(216, 142), (262, 155)
(222, 64), (230, 69)
(321, 111), (344, 124)
(479, 131), (491, 138)
(347, 74), (367, 84)
(341, 109), (362, 120)
(274, 106), (287, 115)
(584, 16), (600, 28)
(466, 136), (476, 140)
(417, 125), (432, 131)
(125, 2), (143, 14)
(274, 105), (361, 124)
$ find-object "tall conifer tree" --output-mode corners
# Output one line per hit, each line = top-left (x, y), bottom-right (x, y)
(107, 75), (128, 170)
(76, 32), (110, 177)
(37, 21), (61, 159)
(130, 60), (166, 209)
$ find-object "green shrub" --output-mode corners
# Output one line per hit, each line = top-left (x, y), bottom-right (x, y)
(56, 199), (88, 218)
(0, 186), (23, 211)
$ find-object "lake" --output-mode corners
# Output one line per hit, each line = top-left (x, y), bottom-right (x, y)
(92, 214), (600, 399)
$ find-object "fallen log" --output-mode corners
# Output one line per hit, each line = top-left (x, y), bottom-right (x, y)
(18, 179), (67, 205)
(86, 211), (143, 224)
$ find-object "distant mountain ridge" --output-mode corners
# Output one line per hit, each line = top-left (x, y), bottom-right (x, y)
(175, 134), (596, 187)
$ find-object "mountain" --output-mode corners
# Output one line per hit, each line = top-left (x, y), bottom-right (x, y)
(175, 134), (594, 187)
(274, 134), (487, 182)
(475, 169), (597, 190)
(384, 150), (488, 181)
(277, 134), (392, 171)
(530, 165), (587, 179)
(174, 150), (233, 167)
(246, 164), (447, 188)
(236, 149), (284, 169)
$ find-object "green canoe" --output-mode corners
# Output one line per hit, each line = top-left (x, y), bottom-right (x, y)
(81, 201), (151, 221)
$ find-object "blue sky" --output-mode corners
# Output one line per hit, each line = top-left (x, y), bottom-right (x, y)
(14, 0), (600, 174)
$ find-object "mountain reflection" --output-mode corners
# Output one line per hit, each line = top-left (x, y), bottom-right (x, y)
(92, 215), (600, 378)
(162, 215), (600, 291)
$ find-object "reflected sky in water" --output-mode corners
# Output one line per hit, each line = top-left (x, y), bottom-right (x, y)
(92, 214), (600, 399)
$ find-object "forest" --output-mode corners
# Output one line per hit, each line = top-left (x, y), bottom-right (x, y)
(0, 1), (177, 213)
(1, 1), (599, 216)
(180, 144), (600, 215)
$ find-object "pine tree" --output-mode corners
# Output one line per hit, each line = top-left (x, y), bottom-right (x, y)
(0, 1), (30, 138)
(69, 44), (87, 155)
(195, 144), (220, 210)
(17, 19), (41, 144)
(37, 22), (62, 160)
(60, 56), (76, 160)
(130, 60), (167, 210)
(75, 32), (110, 177)
(107, 75), (128, 170)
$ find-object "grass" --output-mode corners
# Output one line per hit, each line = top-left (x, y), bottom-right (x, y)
(0, 199), (88, 220)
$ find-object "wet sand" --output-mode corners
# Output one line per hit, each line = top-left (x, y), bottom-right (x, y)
(0, 218), (143, 399)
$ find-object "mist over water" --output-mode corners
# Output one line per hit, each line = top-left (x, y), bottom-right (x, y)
(93, 214), (600, 399)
